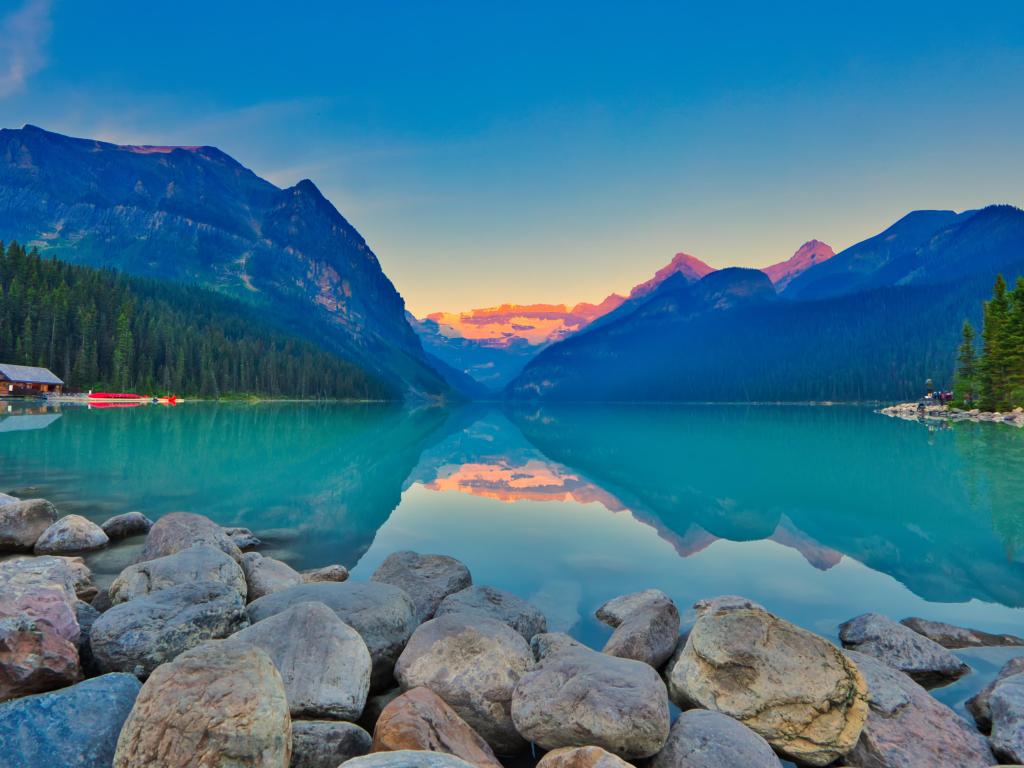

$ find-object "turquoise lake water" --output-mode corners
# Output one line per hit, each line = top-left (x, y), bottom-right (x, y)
(2, 400), (1023, 715)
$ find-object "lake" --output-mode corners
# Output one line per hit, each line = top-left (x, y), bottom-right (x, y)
(2, 400), (1023, 717)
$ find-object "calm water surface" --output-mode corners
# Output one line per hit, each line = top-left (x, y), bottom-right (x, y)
(2, 400), (1023, 714)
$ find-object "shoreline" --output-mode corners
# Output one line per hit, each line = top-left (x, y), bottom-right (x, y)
(880, 402), (1024, 427)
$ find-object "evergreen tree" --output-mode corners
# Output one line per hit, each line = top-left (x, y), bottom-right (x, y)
(954, 321), (977, 406)
(980, 275), (1012, 410)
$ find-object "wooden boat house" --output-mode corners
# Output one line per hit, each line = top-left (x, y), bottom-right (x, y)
(0, 364), (64, 396)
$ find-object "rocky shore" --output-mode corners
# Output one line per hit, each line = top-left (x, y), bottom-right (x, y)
(880, 402), (1024, 426)
(2, 498), (1024, 767)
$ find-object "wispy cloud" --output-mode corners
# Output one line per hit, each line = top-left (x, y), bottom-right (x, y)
(0, 0), (51, 99)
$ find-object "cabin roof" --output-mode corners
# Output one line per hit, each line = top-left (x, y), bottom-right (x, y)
(0, 363), (64, 385)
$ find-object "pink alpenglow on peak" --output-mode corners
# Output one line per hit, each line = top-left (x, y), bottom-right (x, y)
(629, 252), (716, 299)
(761, 240), (835, 290)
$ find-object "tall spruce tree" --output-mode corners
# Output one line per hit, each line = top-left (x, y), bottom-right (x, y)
(980, 275), (1012, 410)
(954, 321), (977, 406)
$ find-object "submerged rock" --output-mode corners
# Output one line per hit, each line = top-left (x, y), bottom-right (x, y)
(140, 511), (242, 563)
(435, 585), (547, 641)
(839, 613), (970, 686)
(395, 614), (533, 755)
(668, 598), (867, 766)
(0, 499), (58, 552)
(844, 650), (993, 768)
(112, 641), (290, 768)
(511, 633), (669, 760)
(372, 551), (472, 623)
(226, 600), (371, 720)
(100, 512), (153, 541)
(650, 709), (781, 768)
(292, 720), (371, 768)
(91, 580), (248, 677)
(373, 686), (503, 768)
(595, 589), (679, 669)
(967, 657), (1024, 732)
(247, 581), (417, 690)
(223, 526), (261, 551)
(0, 672), (140, 768)
(302, 564), (349, 583)
(241, 551), (303, 600)
(108, 544), (247, 605)
(343, 751), (476, 768)
(900, 616), (1024, 648)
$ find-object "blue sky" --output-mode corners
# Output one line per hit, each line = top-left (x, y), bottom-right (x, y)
(1, 1), (1022, 314)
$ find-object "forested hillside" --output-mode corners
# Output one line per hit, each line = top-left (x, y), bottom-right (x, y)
(0, 243), (388, 399)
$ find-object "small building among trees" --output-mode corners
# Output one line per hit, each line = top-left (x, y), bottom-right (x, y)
(0, 363), (64, 396)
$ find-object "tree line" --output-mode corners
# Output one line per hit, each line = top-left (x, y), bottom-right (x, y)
(955, 275), (1024, 410)
(0, 242), (389, 399)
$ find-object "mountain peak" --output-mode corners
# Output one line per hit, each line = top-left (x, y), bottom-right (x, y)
(761, 240), (835, 290)
(629, 252), (716, 299)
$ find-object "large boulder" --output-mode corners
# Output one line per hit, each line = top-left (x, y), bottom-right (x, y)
(0, 557), (81, 643)
(248, 581), (417, 690)
(242, 551), (303, 601)
(650, 709), (781, 768)
(839, 613), (970, 687)
(436, 585), (547, 641)
(293, 720), (371, 768)
(100, 512), (153, 541)
(226, 601), (371, 720)
(372, 551), (472, 623)
(668, 599), (867, 766)
(967, 657), (1024, 731)
(395, 614), (533, 755)
(113, 641), (290, 768)
(511, 633), (669, 760)
(0, 616), (80, 702)
(844, 650), (993, 768)
(595, 589), (679, 669)
(988, 672), (1024, 764)
(0, 499), (58, 552)
(343, 751), (476, 768)
(899, 617), (1024, 648)
(0, 672), (140, 767)
(537, 746), (635, 768)
(1, 554), (96, 602)
(34, 515), (109, 554)
(91, 580), (248, 677)
(372, 686), (503, 768)
(108, 544), (247, 605)
(139, 511), (242, 563)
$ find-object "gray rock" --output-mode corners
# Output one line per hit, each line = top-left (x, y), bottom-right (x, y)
(242, 551), (303, 600)
(988, 673), (1024, 763)
(0, 673), (140, 768)
(900, 617), (1024, 648)
(839, 613), (970, 687)
(0, 499), (58, 552)
(302, 564), (349, 583)
(223, 526), (261, 551)
(966, 657), (1024, 731)
(650, 709), (781, 768)
(109, 544), (247, 605)
(91, 580), (248, 677)
(291, 720), (371, 768)
(436, 585), (547, 641)
(596, 589), (680, 669)
(34, 515), (109, 554)
(395, 614), (533, 755)
(75, 600), (100, 675)
(372, 551), (472, 623)
(844, 650), (993, 768)
(91, 588), (113, 613)
(670, 599), (867, 767)
(226, 601), (371, 720)
(100, 512), (153, 541)
(247, 580), (417, 690)
(511, 632), (670, 760)
(342, 750), (476, 768)
(140, 511), (242, 563)
(0, 553), (96, 603)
